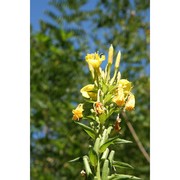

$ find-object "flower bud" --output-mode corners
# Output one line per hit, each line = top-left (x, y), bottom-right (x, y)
(115, 51), (121, 68)
(108, 44), (113, 64)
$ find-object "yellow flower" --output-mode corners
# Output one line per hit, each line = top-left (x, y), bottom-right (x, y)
(72, 104), (84, 120)
(80, 84), (97, 99)
(85, 52), (105, 69)
(112, 87), (125, 106)
(118, 79), (132, 95)
(125, 94), (135, 111)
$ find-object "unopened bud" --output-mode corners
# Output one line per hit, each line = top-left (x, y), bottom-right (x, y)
(108, 44), (114, 64)
(115, 51), (121, 68)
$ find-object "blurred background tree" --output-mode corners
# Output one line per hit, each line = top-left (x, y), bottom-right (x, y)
(31, 0), (150, 179)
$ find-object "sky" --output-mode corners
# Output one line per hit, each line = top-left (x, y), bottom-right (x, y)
(30, 0), (150, 75)
(30, 0), (49, 31)
(30, 0), (97, 31)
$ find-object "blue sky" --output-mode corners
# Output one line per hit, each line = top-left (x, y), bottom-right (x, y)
(30, 0), (97, 31)
(30, 0), (149, 75)
(30, 0), (49, 31)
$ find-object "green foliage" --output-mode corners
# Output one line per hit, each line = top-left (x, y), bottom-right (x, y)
(30, 21), (90, 180)
(31, 0), (150, 179)
(75, 121), (96, 140)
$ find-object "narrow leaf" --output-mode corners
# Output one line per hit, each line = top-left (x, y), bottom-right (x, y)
(104, 93), (113, 104)
(99, 113), (107, 124)
(108, 174), (141, 180)
(114, 138), (132, 144)
(113, 161), (134, 169)
(75, 121), (96, 139)
(99, 136), (119, 153)
(89, 148), (98, 167)
(68, 157), (82, 163)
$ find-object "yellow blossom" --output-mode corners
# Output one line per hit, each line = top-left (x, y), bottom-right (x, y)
(125, 94), (135, 111)
(112, 87), (125, 106)
(72, 104), (84, 120)
(118, 79), (132, 95)
(85, 52), (105, 69)
(80, 84), (97, 99)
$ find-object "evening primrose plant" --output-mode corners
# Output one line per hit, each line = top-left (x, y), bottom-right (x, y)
(71, 45), (139, 180)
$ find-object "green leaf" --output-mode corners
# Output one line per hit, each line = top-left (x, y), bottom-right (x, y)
(99, 137), (131, 153)
(114, 139), (132, 144)
(102, 83), (109, 94)
(68, 157), (82, 163)
(108, 84), (118, 93)
(85, 115), (96, 121)
(102, 160), (109, 180)
(99, 136), (119, 153)
(104, 93), (113, 104)
(99, 113), (107, 124)
(113, 161), (134, 169)
(74, 121), (96, 140)
(84, 98), (96, 103)
(108, 174), (141, 180)
(89, 148), (98, 167)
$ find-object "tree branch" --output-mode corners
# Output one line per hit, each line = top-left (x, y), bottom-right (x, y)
(121, 112), (150, 163)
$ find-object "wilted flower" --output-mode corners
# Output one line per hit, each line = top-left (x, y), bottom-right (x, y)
(85, 52), (105, 69)
(114, 117), (121, 132)
(80, 84), (97, 99)
(72, 104), (84, 120)
(125, 94), (135, 111)
(94, 102), (104, 115)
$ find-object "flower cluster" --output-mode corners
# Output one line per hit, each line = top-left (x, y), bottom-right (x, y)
(72, 45), (135, 124)
(71, 45), (138, 180)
